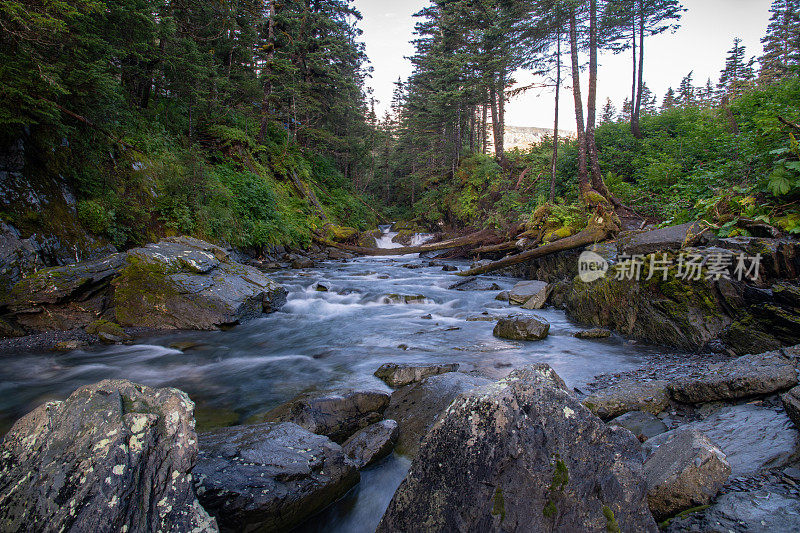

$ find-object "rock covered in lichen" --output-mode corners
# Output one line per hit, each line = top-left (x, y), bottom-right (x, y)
(374, 363), (459, 388)
(0, 379), (217, 532)
(583, 380), (671, 420)
(377, 364), (657, 532)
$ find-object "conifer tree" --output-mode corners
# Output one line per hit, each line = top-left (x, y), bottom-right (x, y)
(677, 71), (695, 106)
(759, 0), (800, 82)
(601, 98), (617, 123)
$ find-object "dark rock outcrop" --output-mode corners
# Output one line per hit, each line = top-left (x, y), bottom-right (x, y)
(341, 419), (399, 469)
(0, 379), (217, 532)
(377, 365), (657, 532)
(194, 422), (359, 532)
(493, 316), (550, 341)
(383, 372), (491, 457)
(258, 389), (390, 443)
(374, 363), (459, 388)
(644, 429), (731, 520)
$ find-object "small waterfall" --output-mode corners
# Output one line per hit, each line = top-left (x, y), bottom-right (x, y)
(375, 229), (403, 249)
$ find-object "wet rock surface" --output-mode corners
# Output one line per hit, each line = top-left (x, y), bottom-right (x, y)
(0, 379), (216, 532)
(644, 429), (731, 520)
(378, 365), (658, 533)
(645, 404), (800, 476)
(194, 422), (359, 532)
(258, 389), (390, 443)
(383, 372), (491, 458)
(374, 362), (459, 388)
(583, 380), (671, 420)
(342, 419), (399, 469)
(781, 385), (800, 429)
(493, 316), (550, 341)
(574, 328), (612, 339)
(669, 349), (798, 404)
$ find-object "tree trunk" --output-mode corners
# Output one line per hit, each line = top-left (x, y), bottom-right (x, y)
(490, 76), (504, 162)
(258, 1), (276, 142)
(632, 2), (645, 139)
(630, 3), (640, 138)
(456, 211), (619, 277)
(585, 0), (612, 200)
(551, 22), (561, 203)
(569, 9), (590, 198)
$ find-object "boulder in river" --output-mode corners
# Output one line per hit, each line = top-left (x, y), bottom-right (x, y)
(258, 389), (390, 443)
(617, 222), (706, 256)
(644, 429), (731, 520)
(0, 379), (216, 532)
(194, 422), (359, 532)
(493, 316), (550, 341)
(644, 404), (800, 476)
(383, 372), (491, 458)
(574, 328), (612, 339)
(448, 277), (502, 291)
(113, 237), (288, 330)
(583, 380), (671, 420)
(668, 349), (798, 404)
(377, 364), (658, 532)
(374, 362), (459, 388)
(342, 419), (399, 469)
(508, 280), (550, 308)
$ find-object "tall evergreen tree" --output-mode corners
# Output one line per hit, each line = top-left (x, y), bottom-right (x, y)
(677, 71), (695, 106)
(718, 37), (756, 98)
(759, 0), (800, 82)
(601, 98), (617, 123)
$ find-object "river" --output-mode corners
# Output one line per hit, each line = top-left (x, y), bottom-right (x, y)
(0, 230), (668, 532)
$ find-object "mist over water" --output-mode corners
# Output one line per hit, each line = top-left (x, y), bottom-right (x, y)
(0, 234), (670, 531)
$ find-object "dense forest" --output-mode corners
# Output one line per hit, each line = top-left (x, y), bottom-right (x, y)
(1, 0), (799, 251)
(377, 0), (800, 238)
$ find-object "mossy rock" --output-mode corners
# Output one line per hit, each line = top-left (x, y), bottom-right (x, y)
(327, 225), (358, 242)
(86, 319), (126, 337)
(358, 229), (383, 248)
(545, 227), (575, 243)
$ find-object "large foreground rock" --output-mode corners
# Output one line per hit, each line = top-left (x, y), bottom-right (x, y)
(669, 349), (798, 404)
(259, 389), (390, 443)
(583, 380), (671, 420)
(194, 422), (359, 532)
(114, 237), (287, 330)
(645, 404), (800, 476)
(0, 379), (216, 532)
(374, 363), (459, 388)
(383, 373), (491, 457)
(609, 411), (668, 441)
(644, 429), (731, 520)
(493, 316), (550, 341)
(377, 365), (658, 532)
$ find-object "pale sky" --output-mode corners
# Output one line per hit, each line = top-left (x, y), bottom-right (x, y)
(354, 0), (773, 130)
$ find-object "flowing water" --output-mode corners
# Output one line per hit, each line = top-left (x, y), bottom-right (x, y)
(0, 230), (670, 532)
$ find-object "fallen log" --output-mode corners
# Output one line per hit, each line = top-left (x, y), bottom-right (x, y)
(457, 212), (619, 277)
(471, 241), (518, 254)
(313, 229), (499, 257)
